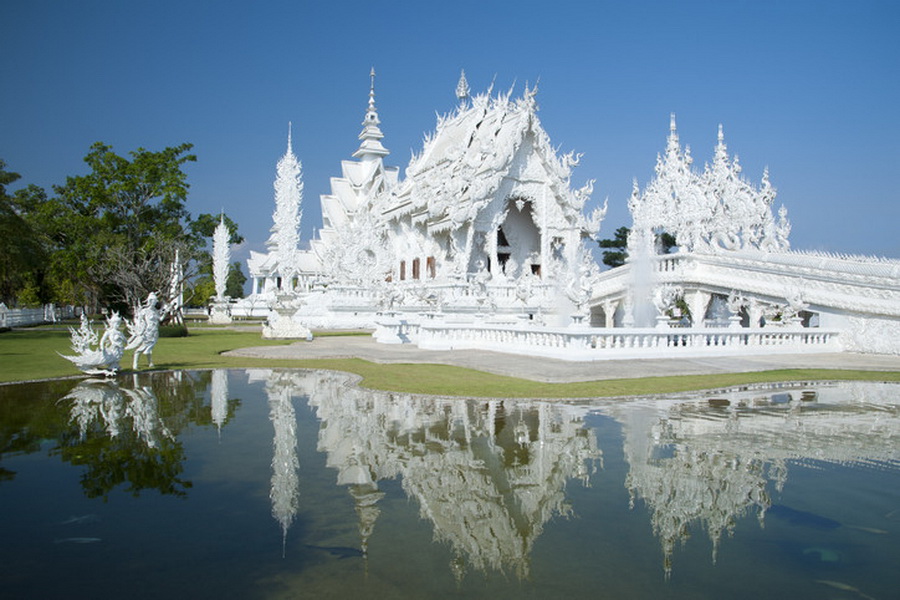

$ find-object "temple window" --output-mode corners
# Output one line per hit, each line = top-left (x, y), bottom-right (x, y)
(412, 258), (421, 280)
(497, 226), (510, 247)
(400, 260), (406, 281)
(426, 256), (436, 279)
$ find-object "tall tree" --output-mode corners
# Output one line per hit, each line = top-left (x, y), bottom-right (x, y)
(0, 161), (47, 305)
(47, 142), (198, 313)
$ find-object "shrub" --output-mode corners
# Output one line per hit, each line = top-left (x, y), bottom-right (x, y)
(159, 324), (189, 338)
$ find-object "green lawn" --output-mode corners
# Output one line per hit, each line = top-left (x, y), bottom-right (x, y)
(1, 324), (898, 398)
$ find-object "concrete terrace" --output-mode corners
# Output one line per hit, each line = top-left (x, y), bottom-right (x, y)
(223, 335), (900, 384)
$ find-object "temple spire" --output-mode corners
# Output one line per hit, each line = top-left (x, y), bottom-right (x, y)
(714, 123), (728, 164)
(456, 69), (470, 108)
(666, 113), (680, 154)
(353, 68), (390, 161)
(368, 67), (377, 113)
(287, 121), (293, 154)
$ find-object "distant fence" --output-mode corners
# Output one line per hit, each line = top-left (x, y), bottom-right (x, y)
(0, 304), (78, 328)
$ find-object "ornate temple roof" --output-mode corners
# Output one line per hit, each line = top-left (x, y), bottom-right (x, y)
(380, 81), (595, 234)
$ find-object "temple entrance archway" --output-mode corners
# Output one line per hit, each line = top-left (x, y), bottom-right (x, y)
(496, 197), (541, 278)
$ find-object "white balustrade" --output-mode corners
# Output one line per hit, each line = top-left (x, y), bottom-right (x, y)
(405, 322), (840, 361)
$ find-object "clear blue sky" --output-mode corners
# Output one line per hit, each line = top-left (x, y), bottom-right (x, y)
(2, 0), (898, 264)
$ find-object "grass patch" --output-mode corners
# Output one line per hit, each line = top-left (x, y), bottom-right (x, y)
(159, 324), (190, 337)
(1, 326), (897, 397)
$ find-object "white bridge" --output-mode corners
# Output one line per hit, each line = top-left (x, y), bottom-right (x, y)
(370, 249), (900, 360)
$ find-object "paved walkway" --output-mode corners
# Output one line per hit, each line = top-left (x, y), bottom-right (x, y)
(223, 335), (900, 383)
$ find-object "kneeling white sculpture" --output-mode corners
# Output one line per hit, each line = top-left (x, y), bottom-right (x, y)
(61, 312), (127, 376)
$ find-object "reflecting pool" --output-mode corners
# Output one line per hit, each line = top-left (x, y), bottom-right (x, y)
(1, 370), (898, 599)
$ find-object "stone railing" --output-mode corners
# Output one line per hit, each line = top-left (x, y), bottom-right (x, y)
(403, 322), (840, 361)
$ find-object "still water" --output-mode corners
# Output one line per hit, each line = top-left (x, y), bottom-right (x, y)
(1, 369), (897, 599)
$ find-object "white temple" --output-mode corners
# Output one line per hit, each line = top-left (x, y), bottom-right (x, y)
(235, 71), (900, 356)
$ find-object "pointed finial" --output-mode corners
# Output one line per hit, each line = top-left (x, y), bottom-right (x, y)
(354, 67), (389, 160)
(456, 69), (470, 106)
(717, 123), (724, 143)
(287, 121), (293, 153)
(670, 113), (677, 133)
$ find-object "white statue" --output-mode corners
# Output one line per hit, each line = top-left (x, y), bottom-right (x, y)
(209, 215), (234, 324)
(213, 215), (231, 302)
(126, 292), (161, 369)
(60, 312), (127, 376)
(166, 249), (185, 326)
(268, 123), (303, 278)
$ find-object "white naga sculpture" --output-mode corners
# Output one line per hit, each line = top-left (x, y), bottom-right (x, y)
(126, 292), (161, 369)
(60, 312), (127, 376)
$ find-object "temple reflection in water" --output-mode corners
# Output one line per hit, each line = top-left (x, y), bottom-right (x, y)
(247, 368), (601, 580)
(608, 382), (900, 576)
(53, 370), (900, 582)
(238, 370), (898, 580)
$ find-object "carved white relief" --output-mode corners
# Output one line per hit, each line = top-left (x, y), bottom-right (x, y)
(126, 292), (161, 369)
(630, 118), (790, 255)
(60, 312), (127, 376)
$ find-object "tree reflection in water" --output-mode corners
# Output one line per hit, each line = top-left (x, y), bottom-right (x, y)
(53, 372), (213, 499)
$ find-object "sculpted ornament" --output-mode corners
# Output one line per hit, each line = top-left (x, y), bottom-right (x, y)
(652, 285), (684, 316)
(126, 292), (162, 369)
(60, 312), (128, 376)
(631, 117), (790, 255)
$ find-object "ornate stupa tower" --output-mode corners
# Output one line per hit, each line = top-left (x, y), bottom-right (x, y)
(308, 69), (400, 282)
(353, 68), (390, 163)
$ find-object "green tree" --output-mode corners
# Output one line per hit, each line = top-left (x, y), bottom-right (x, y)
(0, 161), (48, 305)
(45, 142), (198, 313)
(226, 261), (247, 298)
(597, 226), (677, 269)
(597, 226), (630, 268)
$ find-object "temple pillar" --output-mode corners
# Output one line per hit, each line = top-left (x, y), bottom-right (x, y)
(603, 299), (618, 328)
